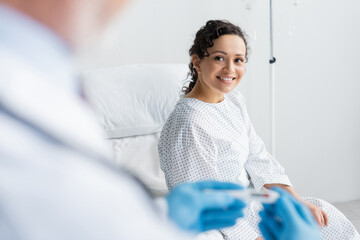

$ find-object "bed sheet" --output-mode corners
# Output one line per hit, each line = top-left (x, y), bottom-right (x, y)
(109, 132), (168, 197)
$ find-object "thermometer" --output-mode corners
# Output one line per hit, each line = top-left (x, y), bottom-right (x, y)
(206, 189), (280, 204)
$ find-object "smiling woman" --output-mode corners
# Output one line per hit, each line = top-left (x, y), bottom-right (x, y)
(158, 20), (360, 240)
(184, 20), (248, 103)
(188, 34), (246, 103)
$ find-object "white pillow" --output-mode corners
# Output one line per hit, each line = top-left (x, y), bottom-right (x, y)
(81, 64), (188, 138)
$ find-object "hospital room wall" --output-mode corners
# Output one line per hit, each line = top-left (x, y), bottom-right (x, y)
(273, 0), (360, 202)
(80, 0), (360, 202)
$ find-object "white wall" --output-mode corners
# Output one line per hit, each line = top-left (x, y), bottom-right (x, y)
(80, 0), (360, 202)
(273, 0), (360, 202)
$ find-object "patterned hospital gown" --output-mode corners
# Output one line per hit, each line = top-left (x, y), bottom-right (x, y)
(158, 89), (360, 240)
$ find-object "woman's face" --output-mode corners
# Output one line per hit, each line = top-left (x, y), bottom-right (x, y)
(194, 34), (246, 100)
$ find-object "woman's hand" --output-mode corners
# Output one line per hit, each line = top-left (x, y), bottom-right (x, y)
(304, 202), (329, 228)
(263, 184), (329, 228)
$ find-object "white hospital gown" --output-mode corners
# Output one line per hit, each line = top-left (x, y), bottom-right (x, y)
(158, 89), (360, 240)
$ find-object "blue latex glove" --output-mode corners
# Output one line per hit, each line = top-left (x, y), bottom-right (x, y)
(259, 187), (321, 240)
(166, 181), (246, 232)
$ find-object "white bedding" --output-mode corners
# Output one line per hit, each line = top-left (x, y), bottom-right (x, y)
(82, 64), (187, 138)
(82, 64), (188, 197)
(109, 133), (168, 197)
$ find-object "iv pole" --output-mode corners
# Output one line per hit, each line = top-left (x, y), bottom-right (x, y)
(269, 0), (276, 157)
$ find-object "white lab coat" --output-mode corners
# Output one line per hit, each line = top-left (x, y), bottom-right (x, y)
(0, 4), (190, 240)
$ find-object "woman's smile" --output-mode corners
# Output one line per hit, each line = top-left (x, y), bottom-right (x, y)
(217, 76), (237, 83)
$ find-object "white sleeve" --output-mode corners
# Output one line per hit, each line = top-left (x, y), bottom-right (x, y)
(239, 97), (292, 190)
(0, 112), (192, 240)
(159, 115), (221, 190)
(153, 197), (169, 221)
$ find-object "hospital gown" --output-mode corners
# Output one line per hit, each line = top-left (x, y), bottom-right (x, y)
(158, 89), (360, 240)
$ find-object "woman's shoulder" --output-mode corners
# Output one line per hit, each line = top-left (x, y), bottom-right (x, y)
(163, 98), (212, 130)
(227, 88), (246, 107)
(174, 97), (209, 115)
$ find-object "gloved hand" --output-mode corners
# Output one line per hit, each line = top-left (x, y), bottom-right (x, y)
(259, 187), (321, 240)
(166, 180), (246, 232)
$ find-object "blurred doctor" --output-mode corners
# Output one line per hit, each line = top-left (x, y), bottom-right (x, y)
(0, 0), (246, 239)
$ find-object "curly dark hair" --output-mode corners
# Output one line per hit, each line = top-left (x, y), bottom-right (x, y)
(183, 20), (249, 95)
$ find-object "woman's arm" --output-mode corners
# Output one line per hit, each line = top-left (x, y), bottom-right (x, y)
(264, 183), (329, 227)
(158, 113), (220, 190)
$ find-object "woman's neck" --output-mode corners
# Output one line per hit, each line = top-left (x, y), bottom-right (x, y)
(185, 82), (224, 103)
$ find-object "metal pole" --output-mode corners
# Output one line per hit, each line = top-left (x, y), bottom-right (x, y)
(269, 0), (276, 157)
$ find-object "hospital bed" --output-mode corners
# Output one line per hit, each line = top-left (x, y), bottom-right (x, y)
(81, 64), (188, 197)
(81, 64), (360, 239)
